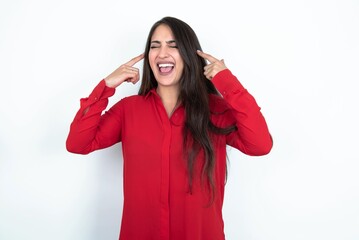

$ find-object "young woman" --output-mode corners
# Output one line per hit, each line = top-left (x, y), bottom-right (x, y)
(66, 16), (272, 240)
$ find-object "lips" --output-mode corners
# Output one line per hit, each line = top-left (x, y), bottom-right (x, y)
(158, 63), (174, 73)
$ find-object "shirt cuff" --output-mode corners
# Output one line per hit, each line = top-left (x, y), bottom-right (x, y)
(81, 79), (115, 105)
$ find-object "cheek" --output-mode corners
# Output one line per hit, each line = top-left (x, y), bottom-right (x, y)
(174, 53), (184, 69)
(148, 55), (157, 71)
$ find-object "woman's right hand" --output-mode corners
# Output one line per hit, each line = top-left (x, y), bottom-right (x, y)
(104, 53), (144, 88)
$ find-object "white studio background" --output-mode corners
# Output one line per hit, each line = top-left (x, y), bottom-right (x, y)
(0, 0), (358, 239)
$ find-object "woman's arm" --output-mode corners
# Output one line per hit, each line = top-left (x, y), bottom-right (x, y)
(66, 54), (144, 154)
(212, 69), (273, 156)
(65, 80), (121, 154)
(197, 50), (273, 156)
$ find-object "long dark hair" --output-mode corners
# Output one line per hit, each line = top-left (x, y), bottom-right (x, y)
(139, 17), (236, 201)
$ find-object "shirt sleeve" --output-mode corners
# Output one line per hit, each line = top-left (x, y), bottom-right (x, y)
(66, 79), (123, 154)
(211, 69), (273, 156)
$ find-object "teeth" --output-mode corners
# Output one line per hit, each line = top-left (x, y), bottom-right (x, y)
(158, 63), (174, 68)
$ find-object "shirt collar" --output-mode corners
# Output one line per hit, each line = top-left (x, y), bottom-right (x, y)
(144, 88), (159, 100)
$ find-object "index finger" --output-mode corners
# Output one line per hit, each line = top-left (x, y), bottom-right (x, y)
(196, 50), (219, 63)
(125, 53), (144, 66)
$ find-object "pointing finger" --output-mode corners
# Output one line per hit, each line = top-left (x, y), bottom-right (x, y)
(125, 53), (144, 66)
(196, 50), (219, 63)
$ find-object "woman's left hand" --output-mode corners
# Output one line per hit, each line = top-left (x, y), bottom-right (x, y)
(196, 50), (227, 80)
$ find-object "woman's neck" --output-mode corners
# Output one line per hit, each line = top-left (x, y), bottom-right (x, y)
(156, 86), (180, 117)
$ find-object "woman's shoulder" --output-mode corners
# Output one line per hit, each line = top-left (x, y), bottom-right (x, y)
(120, 94), (145, 103)
(110, 94), (147, 111)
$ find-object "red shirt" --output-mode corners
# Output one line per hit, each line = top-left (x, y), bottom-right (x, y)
(66, 69), (272, 240)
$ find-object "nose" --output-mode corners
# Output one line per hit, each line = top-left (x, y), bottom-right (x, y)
(158, 46), (169, 58)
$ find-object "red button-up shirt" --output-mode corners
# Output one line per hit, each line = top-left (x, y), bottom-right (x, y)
(66, 69), (272, 240)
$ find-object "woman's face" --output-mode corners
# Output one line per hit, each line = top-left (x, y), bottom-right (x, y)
(148, 24), (184, 90)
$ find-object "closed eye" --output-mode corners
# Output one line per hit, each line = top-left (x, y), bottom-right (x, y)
(166, 40), (177, 48)
(150, 40), (177, 49)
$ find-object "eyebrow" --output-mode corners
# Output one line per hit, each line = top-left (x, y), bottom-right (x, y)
(150, 40), (177, 44)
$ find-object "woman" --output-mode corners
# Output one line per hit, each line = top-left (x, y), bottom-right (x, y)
(66, 16), (272, 240)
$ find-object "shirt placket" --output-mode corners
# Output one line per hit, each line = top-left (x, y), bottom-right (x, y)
(157, 99), (171, 240)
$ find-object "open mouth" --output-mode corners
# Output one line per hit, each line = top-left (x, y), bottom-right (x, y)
(158, 63), (174, 73)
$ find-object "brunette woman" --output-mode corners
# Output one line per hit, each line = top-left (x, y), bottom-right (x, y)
(66, 16), (272, 240)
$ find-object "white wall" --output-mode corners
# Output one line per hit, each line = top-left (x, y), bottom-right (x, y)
(1, 0), (358, 239)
